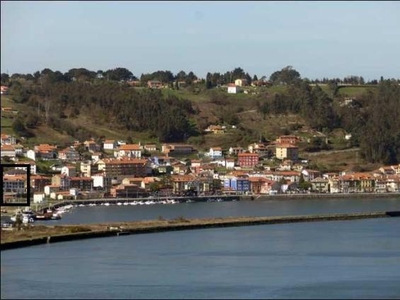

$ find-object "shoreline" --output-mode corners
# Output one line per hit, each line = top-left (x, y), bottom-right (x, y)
(1, 193), (399, 218)
(1, 211), (399, 251)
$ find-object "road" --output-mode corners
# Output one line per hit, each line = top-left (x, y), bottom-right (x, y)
(302, 147), (360, 157)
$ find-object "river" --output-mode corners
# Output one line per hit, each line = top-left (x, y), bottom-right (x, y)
(1, 197), (400, 299)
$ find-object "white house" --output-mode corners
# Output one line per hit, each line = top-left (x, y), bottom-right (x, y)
(1, 145), (16, 159)
(208, 147), (223, 159)
(44, 185), (60, 196)
(61, 165), (77, 177)
(91, 175), (112, 190)
(227, 85), (240, 94)
(114, 144), (142, 158)
(214, 158), (235, 169)
(25, 149), (36, 161)
(103, 140), (117, 150)
(33, 193), (45, 203)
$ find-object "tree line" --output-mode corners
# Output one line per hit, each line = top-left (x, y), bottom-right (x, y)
(3, 66), (396, 87)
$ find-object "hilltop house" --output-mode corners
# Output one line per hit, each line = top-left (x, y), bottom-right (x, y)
(227, 84), (241, 94)
(0, 86), (9, 95)
(147, 80), (162, 89)
(234, 79), (248, 87)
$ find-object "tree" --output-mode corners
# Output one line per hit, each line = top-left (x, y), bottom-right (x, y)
(298, 173), (311, 191)
(269, 66), (301, 85)
(1, 73), (10, 85)
(12, 117), (28, 135)
(104, 67), (135, 81)
(9, 82), (29, 103)
(175, 70), (187, 81)
(14, 212), (23, 231)
(260, 101), (269, 120)
(231, 67), (245, 80)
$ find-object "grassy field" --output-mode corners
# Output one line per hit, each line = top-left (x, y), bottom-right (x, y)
(301, 148), (380, 173)
(337, 85), (377, 97)
(1, 95), (18, 135)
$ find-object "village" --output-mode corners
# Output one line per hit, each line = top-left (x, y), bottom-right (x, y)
(2, 131), (400, 207)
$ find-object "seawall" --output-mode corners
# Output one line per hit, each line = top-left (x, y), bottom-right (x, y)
(1, 211), (399, 251)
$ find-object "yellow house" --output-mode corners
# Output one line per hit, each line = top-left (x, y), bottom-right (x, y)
(275, 144), (299, 161)
(234, 79), (248, 87)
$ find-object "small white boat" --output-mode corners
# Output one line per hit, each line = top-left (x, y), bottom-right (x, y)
(117, 202), (122, 206)
(123, 202), (129, 206)
(104, 203), (110, 206)
(22, 216), (35, 224)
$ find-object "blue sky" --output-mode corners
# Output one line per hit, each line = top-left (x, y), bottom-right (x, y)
(1, 1), (400, 80)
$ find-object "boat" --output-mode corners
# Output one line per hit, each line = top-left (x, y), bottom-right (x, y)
(51, 214), (62, 220)
(35, 213), (53, 220)
(22, 215), (35, 224)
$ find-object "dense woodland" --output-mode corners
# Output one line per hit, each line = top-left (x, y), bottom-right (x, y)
(1, 66), (400, 164)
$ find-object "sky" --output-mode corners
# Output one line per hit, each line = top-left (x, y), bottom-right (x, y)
(1, 1), (400, 81)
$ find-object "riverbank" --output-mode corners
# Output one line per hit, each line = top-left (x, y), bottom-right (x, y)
(2, 211), (399, 251)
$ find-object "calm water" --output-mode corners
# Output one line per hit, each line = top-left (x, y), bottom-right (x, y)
(2, 197), (400, 299)
(7, 196), (400, 225)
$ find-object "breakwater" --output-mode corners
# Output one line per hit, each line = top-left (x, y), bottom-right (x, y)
(1, 211), (399, 251)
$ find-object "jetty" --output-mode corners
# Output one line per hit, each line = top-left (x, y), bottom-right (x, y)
(1, 211), (399, 251)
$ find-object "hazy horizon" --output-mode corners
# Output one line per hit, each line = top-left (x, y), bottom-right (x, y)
(1, 1), (400, 81)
